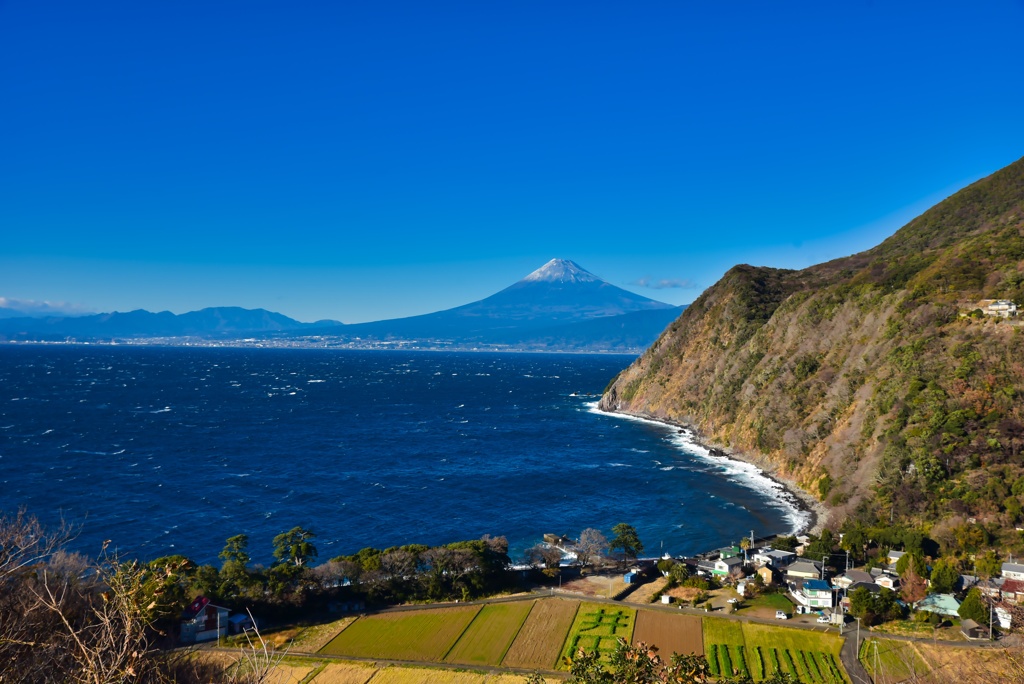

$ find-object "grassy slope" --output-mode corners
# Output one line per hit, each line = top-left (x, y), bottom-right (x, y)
(601, 154), (1024, 535)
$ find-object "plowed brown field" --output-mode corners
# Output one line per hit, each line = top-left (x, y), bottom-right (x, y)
(631, 610), (704, 657)
(500, 598), (579, 670)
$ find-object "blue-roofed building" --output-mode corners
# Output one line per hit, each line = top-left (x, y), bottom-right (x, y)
(916, 593), (961, 617)
(794, 579), (834, 609)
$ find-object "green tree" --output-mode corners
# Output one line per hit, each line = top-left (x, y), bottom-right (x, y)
(272, 526), (318, 567)
(219, 534), (251, 567)
(976, 550), (1002, 580)
(803, 529), (835, 564)
(669, 562), (691, 585)
(218, 534), (252, 597)
(958, 587), (988, 624)
(929, 558), (961, 594)
(895, 552), (926, 577)
(772, 535), (798, 552)
(609, 523), (644, 566)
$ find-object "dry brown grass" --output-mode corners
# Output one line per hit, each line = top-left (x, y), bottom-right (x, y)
(290, 618), (358, 653)
(631, 611), (703, 657)
(913, 642), (1024, 683)
(500, 599), (579, 670)
(309, 661), (378, 684)
(370, 666), (487, 684)
(264, 662), (318, 684)
(484, 674), (561, 683)
(622, 576), (669, 605)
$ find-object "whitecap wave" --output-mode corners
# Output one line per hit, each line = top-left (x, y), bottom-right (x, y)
(587, 402), (811, 535)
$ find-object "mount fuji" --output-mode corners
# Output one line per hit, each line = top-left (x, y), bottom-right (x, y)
(309, 259), (685, 351)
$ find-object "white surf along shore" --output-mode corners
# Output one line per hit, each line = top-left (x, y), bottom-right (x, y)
(586, 401), (828, 538)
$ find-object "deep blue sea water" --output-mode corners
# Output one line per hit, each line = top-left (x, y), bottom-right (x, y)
(0, 346), (805, 566)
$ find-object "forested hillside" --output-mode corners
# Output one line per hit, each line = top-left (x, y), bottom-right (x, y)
(601, 155), (1024, 544)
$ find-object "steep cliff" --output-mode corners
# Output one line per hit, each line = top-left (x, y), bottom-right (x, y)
(601, 155), (1024, 530)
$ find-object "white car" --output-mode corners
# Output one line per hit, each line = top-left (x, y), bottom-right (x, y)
(816, 614), (830, 624)
(775, 610), (788, 620)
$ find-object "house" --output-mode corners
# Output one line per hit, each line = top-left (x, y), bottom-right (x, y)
(794, 535), (811, 556)
(1001, 562), (1024, 581)
(717, 545), (743, 560)
(981, 299), (1019, 318)
(756, 565), (780, 586)
(696, 559), (718, 576)
(832, 570), (874, 590)
(1000, 578), (1024, 605)
(874, 573), (900, 591)
(227, 613), (254, 635)
(977, 577), (1005, 600)
(961, 619), (988, 640)
(179, 596), (229, 644)
(786, 560), (823, 581)
(887, 550), (905, 568)
(793, 579), (834, 609)
(997, 606), (1012, 630)
(840, 582), (880, 611)
(915, 593), (961, 617)
(752, 549), (796, 568)
(712, 555), (744, 577)
(959, 574), (979, 592)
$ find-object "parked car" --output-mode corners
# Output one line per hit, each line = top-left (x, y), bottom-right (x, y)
(816, 614), (830, 624)
(775, 610), (788, 620)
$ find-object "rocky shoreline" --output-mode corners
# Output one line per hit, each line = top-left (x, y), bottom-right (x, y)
(601, 407), (830, 538)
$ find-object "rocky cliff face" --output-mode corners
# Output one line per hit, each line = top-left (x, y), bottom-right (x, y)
(601, 156), (1024, 530)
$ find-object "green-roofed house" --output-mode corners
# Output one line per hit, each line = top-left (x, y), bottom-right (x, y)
(718, 546), (742, 560)
(916, 593), (961, 617)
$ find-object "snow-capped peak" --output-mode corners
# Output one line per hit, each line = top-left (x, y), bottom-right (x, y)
(521, 259), (602, 284)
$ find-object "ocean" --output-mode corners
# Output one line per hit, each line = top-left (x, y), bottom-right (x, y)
(0, 345), (805, 566)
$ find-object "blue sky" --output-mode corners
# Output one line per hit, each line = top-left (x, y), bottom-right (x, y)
(2, 2), (1023, 323)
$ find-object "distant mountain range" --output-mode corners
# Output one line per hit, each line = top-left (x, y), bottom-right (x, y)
(0, 260), (686, 353)
(0, 306), (334, 339)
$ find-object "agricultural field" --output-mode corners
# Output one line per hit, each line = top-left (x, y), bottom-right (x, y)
(319, 605), (481, 661)
(632, 611), (704, 658)
(741, 621), (846, 683)
(702, 617), (848, 683)
(309, 662), (377, 684)
(703, 619), (748, 680)
(369, 667), (489, 684)
(289, 617), (359, 653)
(264, 663), (318, 684)
(559, 602), (636, 668)
(914, 641), (1024, 681)
(501, 598), (580, 670)
(860, 638), (931, 682)
(444, 602), (535, 666)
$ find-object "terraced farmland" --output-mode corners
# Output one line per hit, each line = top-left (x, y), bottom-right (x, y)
(500, 598), (580, 669)
(444, 602), (534, 666)
(319, 605), (481, 661)
(559, 602), (636, 668)
(314, 598), (849, 683)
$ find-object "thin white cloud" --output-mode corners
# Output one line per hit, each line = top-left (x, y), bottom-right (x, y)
(0, 298), (93, 317)
(631, 277), (697, 290)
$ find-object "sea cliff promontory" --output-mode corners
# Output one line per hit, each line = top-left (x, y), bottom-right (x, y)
(601, 155), (1024, 536)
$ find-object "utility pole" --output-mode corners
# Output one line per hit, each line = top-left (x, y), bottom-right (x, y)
(855, 616), (861, 665)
